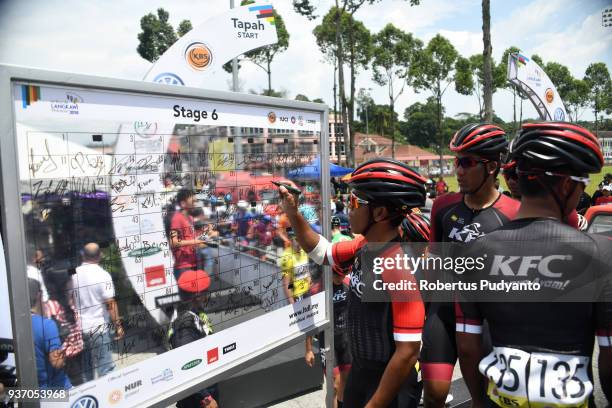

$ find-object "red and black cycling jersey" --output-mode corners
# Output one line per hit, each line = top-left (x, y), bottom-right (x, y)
(332, 281), (349, 340)
(429, 192), (519, 322)
(456, 218), (612, 355)
(430, 192), (520, 244)
(327, 237), (425, 365)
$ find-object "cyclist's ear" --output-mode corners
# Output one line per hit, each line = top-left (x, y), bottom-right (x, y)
(372, 206), (389, 223)
(486, 161), (499, 175)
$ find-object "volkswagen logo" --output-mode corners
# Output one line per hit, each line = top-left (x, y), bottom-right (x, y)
(71, 395), (99, 408)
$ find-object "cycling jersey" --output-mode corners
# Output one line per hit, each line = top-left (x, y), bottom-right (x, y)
(280, 247), (310, 298)
(318, 281), (352, 374)
(456, 218), (612, 407)
(422, 192), (519, 381)
(329, 237), (424, 364)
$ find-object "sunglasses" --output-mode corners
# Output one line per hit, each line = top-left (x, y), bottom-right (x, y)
(517, 170), (590, 187)
(454, 157), (490, 168)
(349, 192), (369, 209)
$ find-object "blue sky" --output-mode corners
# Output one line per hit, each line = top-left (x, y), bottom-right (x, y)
(0, 0), (610, 123)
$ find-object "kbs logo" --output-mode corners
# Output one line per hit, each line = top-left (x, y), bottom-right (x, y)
(545, 88), (554, 104)
(185, 42), (213, 71)
(268, 111), (277, 124)
(207, 347), (219, 364)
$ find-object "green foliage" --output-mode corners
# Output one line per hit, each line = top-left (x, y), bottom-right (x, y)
(371, 24), (422, 91)
(295, 94), (310, 101)
(401, 97), (440, 146)
(313, 7), (372, 68)
(177, 20), (192, 37)
(412, 34), (459, 96)
(137, 8), (179, 62)
(584, 62), (611, 116)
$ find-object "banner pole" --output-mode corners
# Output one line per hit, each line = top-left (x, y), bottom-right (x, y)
(230, 0), (239, 92)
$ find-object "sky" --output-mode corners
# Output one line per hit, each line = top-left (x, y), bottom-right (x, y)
(0, 0), (610, 123)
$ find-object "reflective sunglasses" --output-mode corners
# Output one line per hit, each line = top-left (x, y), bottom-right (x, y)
(454, 157), (490, 168)
(349, 192), (369, 209)
(544, 172), (590, 187)
(517, 170), (590, 187)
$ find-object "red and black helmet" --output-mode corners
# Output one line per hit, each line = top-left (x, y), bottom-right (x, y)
(349, 158), (427, 213)
(401, 212), (431, 242)
(511, 122), (603, 174)
(450, 123), (508, 157)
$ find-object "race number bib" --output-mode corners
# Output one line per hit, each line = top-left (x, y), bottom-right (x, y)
(479, 347), (592, 408)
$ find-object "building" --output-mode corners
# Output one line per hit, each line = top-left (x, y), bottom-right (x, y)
(597, 131), (612, 164)
(354, 132), (454, 175)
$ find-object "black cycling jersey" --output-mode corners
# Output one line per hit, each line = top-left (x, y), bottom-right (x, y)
(456, 218), (612, 407)
(421, 192), (519, 379)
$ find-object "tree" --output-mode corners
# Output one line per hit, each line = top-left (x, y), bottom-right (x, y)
(313, 7), (372, 166)
(294, 0), (420, 166)
(402, 97), (440, 147)
(413, 34), (460, 167)
(584, 62), (611, 133)
(497, 46), (520, 134)
(456, 54), (506, 119)
(295, 94), (310, 101)
(177, 20), (193, 37)
(137, 8), (179, 62)
(371, 24), (422, 158)
(481, 0), (493, 122)
(565, 79), (590, 122)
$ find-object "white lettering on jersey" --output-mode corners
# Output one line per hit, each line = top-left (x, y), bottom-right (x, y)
(448, 222), (485, 242)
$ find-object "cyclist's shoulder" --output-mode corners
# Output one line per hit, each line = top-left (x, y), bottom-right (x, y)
(492, 193), (520, 218)
(431, 192), (463, 214)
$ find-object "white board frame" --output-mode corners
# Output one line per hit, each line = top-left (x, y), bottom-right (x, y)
(0, 64), (333, 408)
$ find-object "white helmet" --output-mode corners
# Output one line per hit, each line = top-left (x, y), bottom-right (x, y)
(237, 200), (249, 209)
(576, 213), (588, 231)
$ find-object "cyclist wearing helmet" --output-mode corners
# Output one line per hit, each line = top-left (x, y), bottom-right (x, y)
(456, 122), (612, 407)
(422, 123), (520, 407)
(279, 158), (427, 408)
(401, 211), (431, 243)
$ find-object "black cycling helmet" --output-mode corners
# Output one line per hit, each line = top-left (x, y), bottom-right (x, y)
(450, 123), (508, 158)
(348, 158), (427, 213)
(511, 122), (603, 175)
(401, 212), (431, 242)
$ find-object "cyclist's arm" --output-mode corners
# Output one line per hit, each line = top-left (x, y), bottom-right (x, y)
(456, 302), (486, 406)
(279, 187), (322, 254)
(368, 285), (424, 408)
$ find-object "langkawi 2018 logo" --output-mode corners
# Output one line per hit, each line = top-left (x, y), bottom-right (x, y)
(185, 42), (213, 71)
(51, 92), (83, 115)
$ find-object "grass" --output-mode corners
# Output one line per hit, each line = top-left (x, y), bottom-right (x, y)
(442, 165), (612, 195)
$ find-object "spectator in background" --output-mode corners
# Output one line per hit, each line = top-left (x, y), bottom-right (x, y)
(331, 217), (351, 243)
(595, 184), (612, 205)
(435, 176), (448, 197)
(171, 271), (218, 408)
(30, 278), (71, 389)
(232, 200), (253, 246)
(71, 243), (123, 382)
(333, 201), (350, 232)
(576, 191), (591, 214)
(27, 249), (49, 305)
(280, 229), (311, 304)
(170, 189), (205, 281)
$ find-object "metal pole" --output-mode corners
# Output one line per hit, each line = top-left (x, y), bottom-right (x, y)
(365, 105), (369, 136)
(230, 0), (238, 92)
